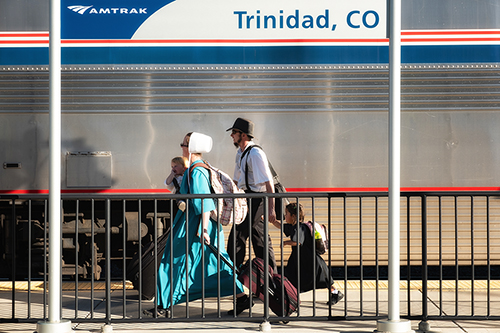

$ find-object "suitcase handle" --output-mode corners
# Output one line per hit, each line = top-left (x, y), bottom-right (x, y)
(204, 241), (240, 275)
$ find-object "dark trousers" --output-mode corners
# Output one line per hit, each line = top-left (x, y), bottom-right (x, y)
(227, 196), (277, 273)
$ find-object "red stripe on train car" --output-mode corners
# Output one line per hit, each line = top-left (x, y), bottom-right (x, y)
(61, 38), (389, 44)
(287, 187), (500, 192)
(1, 187), (499, 195)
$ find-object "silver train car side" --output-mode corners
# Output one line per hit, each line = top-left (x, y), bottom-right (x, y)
(1, 0), (499, 278)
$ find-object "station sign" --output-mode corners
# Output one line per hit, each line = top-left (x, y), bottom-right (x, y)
(62, 0), (387, 41)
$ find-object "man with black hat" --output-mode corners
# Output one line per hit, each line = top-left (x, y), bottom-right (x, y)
(226, 118), (278, 293)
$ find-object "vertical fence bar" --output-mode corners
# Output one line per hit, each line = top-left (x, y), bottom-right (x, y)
(438, 196), (443, 316)
(247, 197), (253, 318)
(375, 197), (379, 317)
(359, 197), (363, 316)
(185, 198), (189, 318)
(201, 199), (205, 319)
(28, 200), (32, 318)
(138, 199), (143, 316)
(218, 199), (223, 317)
(153, 199), (159, 318)
(343, 196), (347, 317)
(122, 200), (127, 318)
(421, 195), (428, 321)
(230, 198), (238, 318)
(11, 199), (16, 319)
(327, 196), (332, 316)
(59, 199), (63, 318)
(263, 194), (270, 322)
(311, 197), (317, 316)
(295, 196), (300, 318)
(105, 199), (111, 323)
(454, 196), (459, 316)
(44, 199), (48, 319)
(170, 198), (175, 317)
(470, 196), (474, 316)
(279, 193), (285, 316)
(75, 200), (79, 319)
(91, 199), (95, 319)
(486, 195), (491, 317)
(406, 196), (411, 317)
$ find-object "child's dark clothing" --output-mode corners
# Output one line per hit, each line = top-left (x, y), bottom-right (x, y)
(283, 222), (333, 293)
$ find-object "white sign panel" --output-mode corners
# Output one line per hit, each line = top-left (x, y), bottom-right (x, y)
(133, 0), (386, 40)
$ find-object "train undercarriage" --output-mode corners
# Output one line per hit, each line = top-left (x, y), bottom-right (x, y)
(0, 198), (172, 280)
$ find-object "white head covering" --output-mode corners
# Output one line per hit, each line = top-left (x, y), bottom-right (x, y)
(187, 133), (213, 188)
(189, 132), (213, 154)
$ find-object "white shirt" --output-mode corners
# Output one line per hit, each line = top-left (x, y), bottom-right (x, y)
(233, 142), (274, 192)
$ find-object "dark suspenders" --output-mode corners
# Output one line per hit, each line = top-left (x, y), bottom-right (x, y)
(241, 145), (280, 192)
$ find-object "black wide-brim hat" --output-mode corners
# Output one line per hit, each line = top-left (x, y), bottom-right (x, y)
(226, 117), (254, 138)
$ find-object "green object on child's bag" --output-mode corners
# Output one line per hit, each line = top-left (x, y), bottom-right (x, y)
(306, 221), (328, 255)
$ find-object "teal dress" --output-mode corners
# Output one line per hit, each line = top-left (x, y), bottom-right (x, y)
(157, 160), (245, 309)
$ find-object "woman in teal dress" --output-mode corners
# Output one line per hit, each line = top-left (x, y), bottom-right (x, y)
(145, 132), (252, 317)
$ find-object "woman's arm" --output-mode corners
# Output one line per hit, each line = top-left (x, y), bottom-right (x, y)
(190, 166), (216, 245)
(190, 167), (216, 215)
(202, 210), (211, 245)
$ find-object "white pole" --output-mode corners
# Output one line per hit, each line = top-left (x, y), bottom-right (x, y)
(376, 0), (412, 332)
(37, 0), (72, 331)
(48, 0), (62, 322)
(388, 0), (401, 321)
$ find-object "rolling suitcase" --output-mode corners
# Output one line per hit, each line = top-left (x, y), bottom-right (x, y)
(205, 242), (298, 317)
(126, 230), (170, 300)
(269, 271), (299, 316)
(237, 257), (298, 317)
(236, 257), (272, 297)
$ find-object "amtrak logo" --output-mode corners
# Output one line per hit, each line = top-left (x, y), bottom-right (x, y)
(67, 5), (147, 14)
(68, 5), (93, 14)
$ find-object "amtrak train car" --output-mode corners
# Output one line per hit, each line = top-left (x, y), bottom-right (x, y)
(1, 0), (499, 278)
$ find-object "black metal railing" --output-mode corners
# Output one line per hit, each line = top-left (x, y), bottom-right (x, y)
(0, 191), (499, 324)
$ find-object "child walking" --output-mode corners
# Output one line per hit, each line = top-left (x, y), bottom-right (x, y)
(271, 202), (343, 305)
(165, 156), (188, 211)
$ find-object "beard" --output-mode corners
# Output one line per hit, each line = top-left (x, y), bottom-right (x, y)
(233, 136), (241, 148)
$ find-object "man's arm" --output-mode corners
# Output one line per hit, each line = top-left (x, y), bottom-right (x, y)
(264, 180), (276, 224)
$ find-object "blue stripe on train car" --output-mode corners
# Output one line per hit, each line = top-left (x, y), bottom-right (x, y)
(403, 45), (500, 64)
(61, 46), (389, 65)
(1, 45), (499, 66)
(0, 48), (49, 65)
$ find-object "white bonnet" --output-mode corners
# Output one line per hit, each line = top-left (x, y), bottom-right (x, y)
(189, 132), (213, 154)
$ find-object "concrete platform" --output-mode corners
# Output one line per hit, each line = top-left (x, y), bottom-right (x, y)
(2, 319), (500, 333)
(0, 280), (499, 333)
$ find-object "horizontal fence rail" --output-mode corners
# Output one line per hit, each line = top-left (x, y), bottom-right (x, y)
(0, 191), (499, 324)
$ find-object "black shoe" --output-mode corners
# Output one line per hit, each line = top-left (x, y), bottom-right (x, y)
(228, 295), (254, 316)
(143, 307), (170, 318)
(327, 290), (344, 306)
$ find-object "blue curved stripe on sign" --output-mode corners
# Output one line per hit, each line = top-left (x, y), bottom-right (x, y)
(1, 45), (500, 65)
(62, 0), (175, 39)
